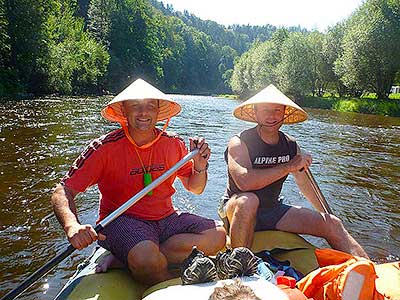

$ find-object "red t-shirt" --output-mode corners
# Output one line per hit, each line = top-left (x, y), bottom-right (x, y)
(61, 128), (193, 221)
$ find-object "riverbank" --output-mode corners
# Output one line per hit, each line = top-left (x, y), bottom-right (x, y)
(219, 93), (400, 117)
(298, 94), (400, 117)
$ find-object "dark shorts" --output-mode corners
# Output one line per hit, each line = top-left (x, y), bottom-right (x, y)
(98, 211), (221, 265)
(218, 195), (291, 232)
(254, 204), (291, 231)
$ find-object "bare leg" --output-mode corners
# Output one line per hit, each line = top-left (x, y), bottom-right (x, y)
(276, 207), (369, 258)
(95, 254), (124, 273)
(160, 227), (226, 264)
(126, 240), (175, 285)
(226, 193), (259, 248)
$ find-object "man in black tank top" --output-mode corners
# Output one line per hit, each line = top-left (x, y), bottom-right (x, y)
(219, 84), (368, 258)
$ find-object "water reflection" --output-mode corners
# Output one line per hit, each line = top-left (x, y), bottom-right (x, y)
(0, 96), (399, 298)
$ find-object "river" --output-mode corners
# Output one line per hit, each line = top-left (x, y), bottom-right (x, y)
(0, 95), (399, 299)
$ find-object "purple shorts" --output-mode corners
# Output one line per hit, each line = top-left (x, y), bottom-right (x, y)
(98, 211), (221, 265)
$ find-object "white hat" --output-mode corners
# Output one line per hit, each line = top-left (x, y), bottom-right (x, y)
(101, 78), (181, 123)
(233, 84), (308, 124)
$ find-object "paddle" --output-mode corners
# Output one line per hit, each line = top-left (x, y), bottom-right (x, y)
(1, 149), (199, 300)
(303, 168), (333, 215)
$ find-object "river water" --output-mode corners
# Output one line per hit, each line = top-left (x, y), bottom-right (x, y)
(0, 95), (399, 299)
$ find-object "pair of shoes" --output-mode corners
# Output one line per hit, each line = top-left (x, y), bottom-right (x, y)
(180, 246), (260, 285)
(216, 247), (260, 279)
(180, 246), (218, 285)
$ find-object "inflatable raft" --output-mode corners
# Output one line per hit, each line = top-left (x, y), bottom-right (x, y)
(54, 231), (318, 300)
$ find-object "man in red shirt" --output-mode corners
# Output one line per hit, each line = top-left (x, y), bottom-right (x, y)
(51, 78), (226, 284)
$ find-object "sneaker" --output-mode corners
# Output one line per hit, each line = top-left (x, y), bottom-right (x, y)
(216, 247), (260, 279)
(180, 246), (218, 285)
(215, 248), (234, 279)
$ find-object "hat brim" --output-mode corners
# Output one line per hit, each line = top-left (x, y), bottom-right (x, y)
(101, 78), (181, 123)
(233, 84), (308, 124)
(101, 98), (181, 123)
(233, 102), (307, 124)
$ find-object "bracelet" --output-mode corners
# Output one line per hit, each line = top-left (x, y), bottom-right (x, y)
(194, 162), (209, 173)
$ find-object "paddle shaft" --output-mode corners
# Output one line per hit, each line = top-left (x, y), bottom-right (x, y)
(304, 168), (333, 215)
(2, 149), (199, 300)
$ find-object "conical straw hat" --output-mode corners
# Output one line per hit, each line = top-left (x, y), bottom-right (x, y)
(233, 84), (308, 124)
(101, 78), (181, 123)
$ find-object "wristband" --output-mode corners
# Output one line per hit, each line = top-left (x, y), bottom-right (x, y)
(194, 162), (209, 173)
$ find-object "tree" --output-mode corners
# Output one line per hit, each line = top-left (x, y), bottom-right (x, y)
(217, 45), (237, 93)
(45, 0), (109, 94)
(230, 52), (251, 96)
(104, 0), (164, 92)
(0, 0), (16, 96)
(335, 0), (400, 99)
(307, 31), (327, 96)
(87, 0), (115, 48)
(275, 32), (313, 98)
(0, 0), (9, 67)
(158, 16), (186, 92)
(4, 0), (53, 94)
(323, 23), (348, 96)
(229, 27), (293, 97)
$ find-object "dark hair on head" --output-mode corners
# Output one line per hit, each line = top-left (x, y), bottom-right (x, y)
(209, 279), (261, 300)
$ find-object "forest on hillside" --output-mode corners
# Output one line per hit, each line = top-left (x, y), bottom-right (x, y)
(0, 0), (399, 99)
(0, 0), (290, 97)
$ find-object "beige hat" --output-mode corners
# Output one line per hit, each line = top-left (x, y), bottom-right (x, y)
(101, 78), (181, 123)
(233, 84), (308, 124)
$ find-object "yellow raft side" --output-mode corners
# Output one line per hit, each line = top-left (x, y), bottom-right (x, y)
(56, 231), (318, 300)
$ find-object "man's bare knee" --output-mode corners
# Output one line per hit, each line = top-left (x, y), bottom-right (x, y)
(208, 227), (226, 253)
(196, 227), (226, 255)
(228, 193), (259, 219)
(127, 243), (167, 275)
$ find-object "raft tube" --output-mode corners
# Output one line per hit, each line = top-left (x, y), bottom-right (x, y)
(54, 231), (318, 300)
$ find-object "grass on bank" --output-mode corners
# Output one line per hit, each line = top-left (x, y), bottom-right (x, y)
(298, 94), (400, 117)
(218, 92), (400, 117)
(217, 94), (239, 100)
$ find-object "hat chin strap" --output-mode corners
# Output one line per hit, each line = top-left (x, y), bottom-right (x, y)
(121, 118), (170, 149)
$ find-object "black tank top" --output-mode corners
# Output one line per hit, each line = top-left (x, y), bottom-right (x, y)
(224, 127), (297, 208)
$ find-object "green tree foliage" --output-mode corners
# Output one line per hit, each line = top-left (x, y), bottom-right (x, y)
(307, 31), (327, 96)
(77, 0), (90, 23)
(87, 0), (115, 48)
(1, 0), (108, 96)
(0, 0), (15, 96)
(178, 26), (221, 94)
(149, 0), (278, 55)
(95, 0), (164, 92)
(218, 45), (237, 92)
(322, 23), (348, 96)
(335, 0), (400, 99)
(157, 16), (186, 92)
(394, 71), (400, 85)
(275, 32), (314, 98)
(230, 29), (290, 97)
(4, 0), (52, 94)
(0, 0), (9, 67)
(45, 0), (109, 94)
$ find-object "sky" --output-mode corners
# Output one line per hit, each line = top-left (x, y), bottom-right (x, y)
(160, 0), (364, 32)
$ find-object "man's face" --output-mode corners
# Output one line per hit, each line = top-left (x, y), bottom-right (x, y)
(254, 103), (285, 129)
(122, 99), (159, 131)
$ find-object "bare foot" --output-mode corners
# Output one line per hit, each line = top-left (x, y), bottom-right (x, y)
(96, 254), (124, 273)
